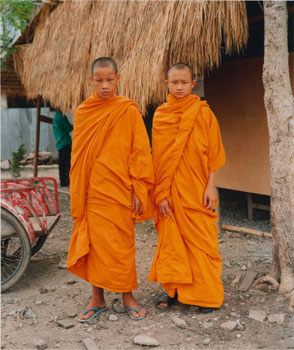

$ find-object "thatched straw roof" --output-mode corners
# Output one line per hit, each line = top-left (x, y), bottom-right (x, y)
(14, 0), (248, 114)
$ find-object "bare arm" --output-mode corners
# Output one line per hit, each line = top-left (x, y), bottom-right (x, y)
(203, 172), (216, 210)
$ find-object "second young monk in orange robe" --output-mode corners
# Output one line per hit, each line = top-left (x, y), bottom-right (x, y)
(67, 57), (154, 322)
(149, 63), (226, 312)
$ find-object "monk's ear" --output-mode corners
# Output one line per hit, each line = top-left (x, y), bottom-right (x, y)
(165, 80), (169, 87)
(191, 79), (197, 88)
(116, 73), (120, 83)
(90, 75), (94, 85)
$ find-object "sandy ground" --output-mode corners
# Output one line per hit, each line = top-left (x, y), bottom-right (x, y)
(1, 168), (293, 349)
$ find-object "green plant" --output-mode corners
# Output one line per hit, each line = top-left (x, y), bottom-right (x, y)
(11, 144), (26, 177)
(0, 0), (36, 70)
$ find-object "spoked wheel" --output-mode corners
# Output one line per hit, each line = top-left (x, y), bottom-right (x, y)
(1, 207), (31, 292)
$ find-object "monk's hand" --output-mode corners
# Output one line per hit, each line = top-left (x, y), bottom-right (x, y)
(158, 198), (172, 218)
(203, 186), (215, 210)
(132, 192), (142, 215)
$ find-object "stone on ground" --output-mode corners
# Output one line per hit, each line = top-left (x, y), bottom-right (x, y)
(23, 308), (36, 319)
(249, 309), (267, 323)
(203, 338), (211, 345)
(82, 338), (98, 350)
(34, 339), (47, 350)
(109, 314), (119, 321)
(267, 313), (285, 324)
(58, 260), (67, 269)
(171, 316), (187, 329)
(221, 320), (237, 331)
(239, 271), (257, 292)
(133, 334), (160, 347)
(202, 322), (214, 329)
(56, 319), (75, 329)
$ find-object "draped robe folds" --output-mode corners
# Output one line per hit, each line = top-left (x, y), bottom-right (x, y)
(148, 94), (226, 307)
(67, 94), (154, 293)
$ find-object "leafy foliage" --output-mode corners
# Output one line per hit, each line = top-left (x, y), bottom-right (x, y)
(1, 0), (35, 69)
(11, 144), (26, 177)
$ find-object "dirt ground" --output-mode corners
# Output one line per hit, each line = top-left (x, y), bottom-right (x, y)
(1, 168), (294, 349)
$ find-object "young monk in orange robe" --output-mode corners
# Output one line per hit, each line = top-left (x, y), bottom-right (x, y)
(67, 57), (154, 322)
(149, 63), (226, 313)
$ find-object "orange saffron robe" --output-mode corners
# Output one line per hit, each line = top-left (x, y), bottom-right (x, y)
(149, 94), (226, 307)
(67, 94), (154, 293)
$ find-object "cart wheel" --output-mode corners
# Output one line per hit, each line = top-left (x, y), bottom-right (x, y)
(31, 235), (48, 256)
(1, 208), (31, 292)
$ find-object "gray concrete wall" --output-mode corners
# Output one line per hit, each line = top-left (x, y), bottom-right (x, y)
(1, 108), (63, 160)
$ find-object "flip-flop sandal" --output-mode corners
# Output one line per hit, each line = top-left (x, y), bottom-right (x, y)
(78, 306), (108, 323)
(155, 293), (176, 310)
(124, 304), (146, 321)
(112, 298), (146, 321)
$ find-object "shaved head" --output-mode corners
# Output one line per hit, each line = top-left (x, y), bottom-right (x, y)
(167, 62), (193, 80)
(91, 57), (118, 75)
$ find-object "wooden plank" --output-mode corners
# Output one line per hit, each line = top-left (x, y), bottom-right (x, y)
(239, 270), (258, 292)
(222, 224), (272, 238)
(252, 203), (270, 210)
(30, 215), (59, 233)
(40, 115), (53, 124)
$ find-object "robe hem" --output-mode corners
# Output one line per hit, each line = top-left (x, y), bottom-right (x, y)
(88, 279), (138, 293)
(177, 296), (222, 308)
(67, 267), (137, 293)
(166, 289), (222, 308)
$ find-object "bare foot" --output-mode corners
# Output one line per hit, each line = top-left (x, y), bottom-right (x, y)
(122, 292), (146, 319)
(155, 293), (176, 309)
(158, 302), (168, 308)
(79, 286), (106, 321)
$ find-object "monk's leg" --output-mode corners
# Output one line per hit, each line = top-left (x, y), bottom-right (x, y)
(122, 292), (146, 318)
(79, 285), (106, 320)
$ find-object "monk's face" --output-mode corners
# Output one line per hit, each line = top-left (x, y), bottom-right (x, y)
(165, 68), (196, 99)
(91, 65), (120, 99)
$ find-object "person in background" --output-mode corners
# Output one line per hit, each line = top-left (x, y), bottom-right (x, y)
(52, 111), (73, 187)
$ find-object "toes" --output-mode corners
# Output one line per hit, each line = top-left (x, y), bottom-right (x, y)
(129, 307), (146, 319)
(79, 309), (95, 320)
(137, 307), (146, 318)
(139, 307), (146, 317)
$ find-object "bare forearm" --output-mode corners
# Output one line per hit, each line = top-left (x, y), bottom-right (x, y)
(207, 172), (215, 189)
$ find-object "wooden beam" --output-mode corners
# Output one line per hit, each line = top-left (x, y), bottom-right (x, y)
(40, 115), (53, 124)
(33, 96), (41, 177)
(222, 224), (272, 238)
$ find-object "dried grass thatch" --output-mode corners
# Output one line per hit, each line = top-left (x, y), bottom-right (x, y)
(14, 0), (248, 114)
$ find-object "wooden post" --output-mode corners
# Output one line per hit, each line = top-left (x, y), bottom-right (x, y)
(33, 96), (41, 177)
(247, 192), (254, 220)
